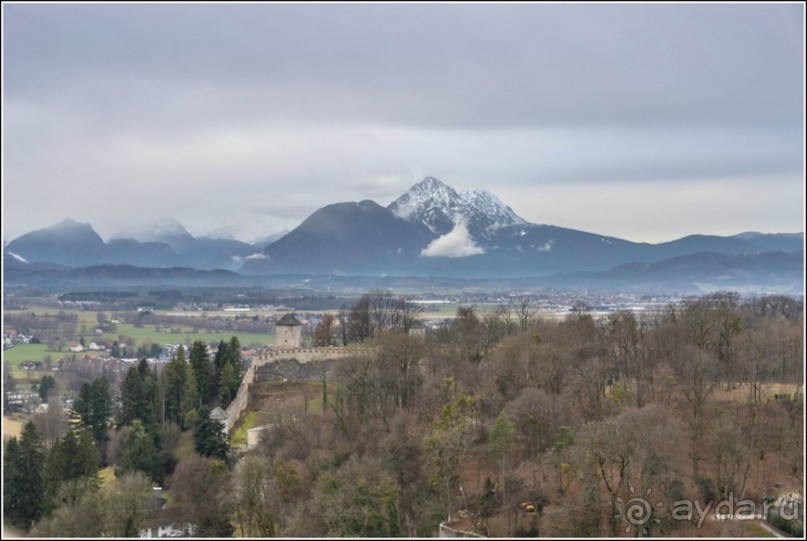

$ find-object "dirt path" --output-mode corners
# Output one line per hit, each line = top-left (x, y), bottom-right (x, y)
(753, 520), (787, 538)
(714, 511), (787, 538)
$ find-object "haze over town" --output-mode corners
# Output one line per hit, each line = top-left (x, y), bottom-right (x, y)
(3, 3), (804, 244)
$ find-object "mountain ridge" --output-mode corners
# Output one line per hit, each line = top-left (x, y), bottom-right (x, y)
(4, 250), (802, 295)
(242, 177), (803, 278)
(5, 177), (804, 285)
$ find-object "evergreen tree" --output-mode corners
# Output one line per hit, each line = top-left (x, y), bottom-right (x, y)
(44, 428), (100, 512)
(117, 420), (162, 483)
(181, 362), (199, 429)
(228, 336), (242, 378)
(3, 437), (22, 523)
(118, 365), (143, 427)
(73, 376), (112, 446)
(211, 340), (228, 400)
(4, 422), (46, 530)
(192, 406), (230, 461)
(189, 340), (211, 404)
(218, 362), (238, 406)
(163, 347), (187, 425)
(214, 336), (243, 407)
(214, 340), (229, 373)
(38, 374), (57, 401)
(118, 360), (159, 441)
(47, 428), (100, 485)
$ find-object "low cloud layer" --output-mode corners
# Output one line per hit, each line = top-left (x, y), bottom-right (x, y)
(537, 240), (554, 252)
(420, 222), (485, 258)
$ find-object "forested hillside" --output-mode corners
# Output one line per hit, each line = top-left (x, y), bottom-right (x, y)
(5, 293), (803, 537)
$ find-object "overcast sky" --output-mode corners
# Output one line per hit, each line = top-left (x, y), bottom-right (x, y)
(2, 3), (804, 244)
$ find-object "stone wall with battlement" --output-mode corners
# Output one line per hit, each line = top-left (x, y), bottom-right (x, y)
(223, 346), (376, 436)
(254, 346), (375, 365)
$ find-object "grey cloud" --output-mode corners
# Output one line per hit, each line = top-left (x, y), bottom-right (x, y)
(3, 3), (803, 243)
(4, 4), (802, 131)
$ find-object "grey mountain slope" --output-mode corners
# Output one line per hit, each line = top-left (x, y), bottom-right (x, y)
(728, 232), (804, 253)
(252, 231), (290, 251)
(543, 251), (804, 294)
(116, 218), (256, 269)
(242, 200), (434, 275)
(5, 219), (108, 266)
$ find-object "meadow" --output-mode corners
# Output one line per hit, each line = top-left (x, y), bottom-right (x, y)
(3, 306), (281, 387)
(92, 323), (277, 349)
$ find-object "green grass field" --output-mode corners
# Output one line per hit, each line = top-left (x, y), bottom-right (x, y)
(230, 411), (257, 448)
(5, 305), (278, 352)
(92, 323), (276, 348)
(3, 328), (275, 368)
(2, 344), (51, 367)
(2, 345), (58, 384)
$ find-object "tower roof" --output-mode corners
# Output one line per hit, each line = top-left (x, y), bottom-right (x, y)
(276, 313), (302, 326)
(210, 406), (228, 420)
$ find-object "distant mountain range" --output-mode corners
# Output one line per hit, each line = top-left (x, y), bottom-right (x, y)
(241, 177), (803, 281)
(4, 177), (804, 293)
(6, 218), (268, 271)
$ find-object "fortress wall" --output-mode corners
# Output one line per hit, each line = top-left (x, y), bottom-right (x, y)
(225, 346), (376, 433)
(224, 362), (257, 433)
(257, 346), (374, 364)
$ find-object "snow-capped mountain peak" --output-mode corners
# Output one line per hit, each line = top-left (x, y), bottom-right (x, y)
(388, 177), (526, 237)
(389, 177), (461, 221)
(149, 217), (192, 240)
(111, 217), (195, 247)
(459, 189), (526, 230)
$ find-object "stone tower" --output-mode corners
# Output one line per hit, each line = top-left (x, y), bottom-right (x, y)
(275, 313), (302, 348)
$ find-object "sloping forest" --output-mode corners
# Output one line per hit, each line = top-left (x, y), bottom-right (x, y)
(6, 292), (803, 537)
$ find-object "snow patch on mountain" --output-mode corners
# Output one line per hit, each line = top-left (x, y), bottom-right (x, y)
(390, 177), (460, 220)
(420, 221), (485, 258)
(116, 217), (193, 244)
(149, 217), (192, 239)
(199, 226), (238, 240)
(460, 188), (526, 229)
(7, 251), (29, 263)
